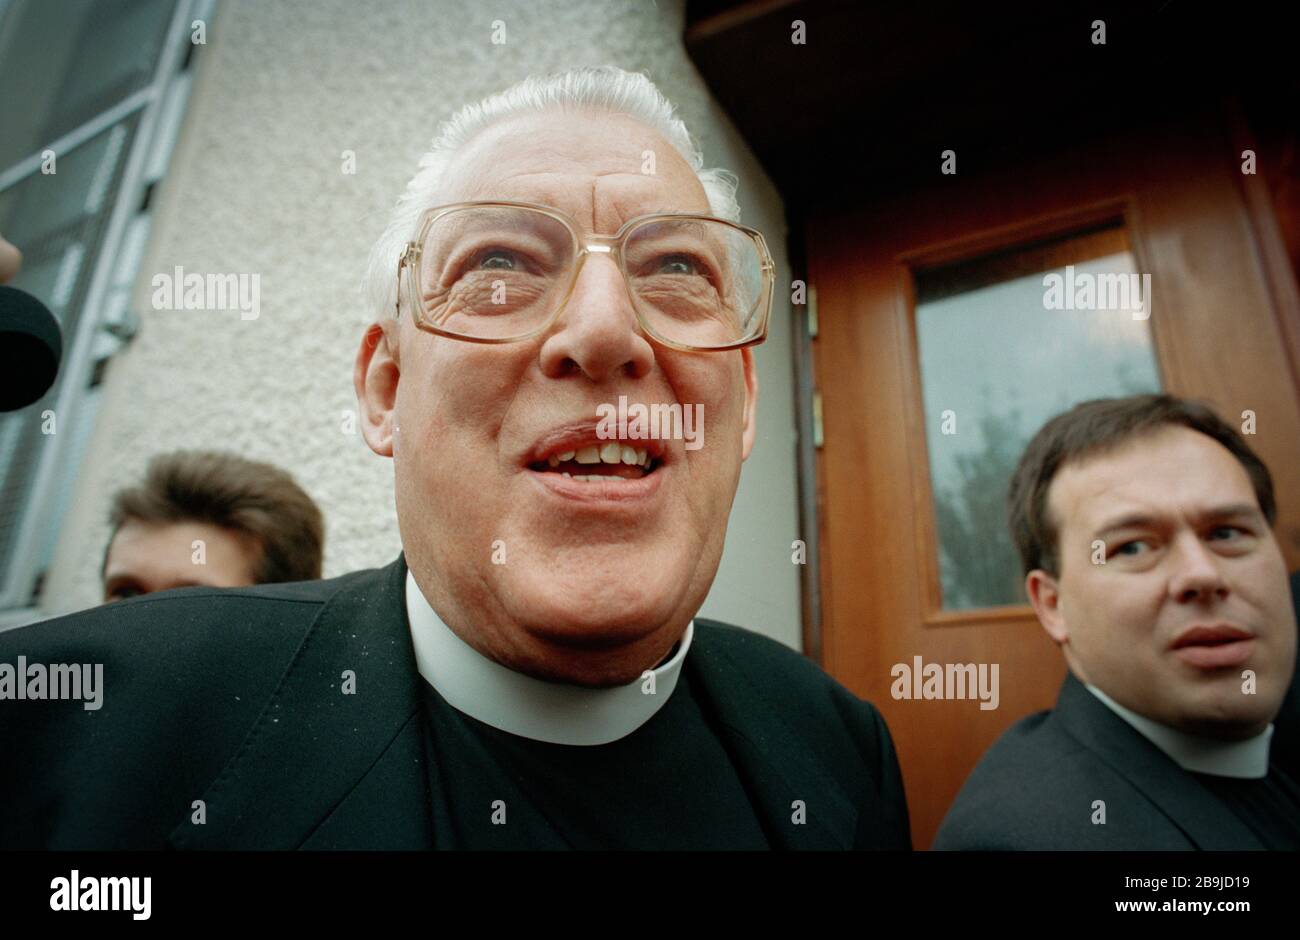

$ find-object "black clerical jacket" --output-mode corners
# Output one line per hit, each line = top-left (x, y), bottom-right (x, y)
(934, 672), (1279, 850)
(0, 556), (910, 850)
(1267, 569), (1300, 781)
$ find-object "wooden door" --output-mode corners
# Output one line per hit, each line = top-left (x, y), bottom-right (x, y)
(807, 108), (1300, 848)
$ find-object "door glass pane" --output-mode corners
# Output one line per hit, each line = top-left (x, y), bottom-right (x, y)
(915, 224), (1162, 610)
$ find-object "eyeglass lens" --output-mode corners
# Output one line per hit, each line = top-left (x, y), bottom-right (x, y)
(415, 206), (765, 347)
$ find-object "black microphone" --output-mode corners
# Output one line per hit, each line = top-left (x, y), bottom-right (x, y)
(0, 286), (63, 412)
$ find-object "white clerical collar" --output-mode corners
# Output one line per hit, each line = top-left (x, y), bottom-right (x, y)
(404, 570), (692, 746)
(1085, 683), (1271, 779)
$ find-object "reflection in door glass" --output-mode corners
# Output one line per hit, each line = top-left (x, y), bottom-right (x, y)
(915, 225), (1161, 610)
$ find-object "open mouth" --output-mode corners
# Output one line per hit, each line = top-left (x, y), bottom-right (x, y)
(529, 443), (661, 482)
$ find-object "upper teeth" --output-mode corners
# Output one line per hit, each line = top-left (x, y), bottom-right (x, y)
(547, 444), (650, 467)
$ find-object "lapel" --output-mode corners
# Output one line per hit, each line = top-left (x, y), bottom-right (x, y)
(686, 621), (858, 849)
(170, 555), (432, 849)
(1052, 673), (1264, 850)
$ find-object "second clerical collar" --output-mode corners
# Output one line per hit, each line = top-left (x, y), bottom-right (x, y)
(404, 571), (692, 746)
(1085, 683), (1272, 779)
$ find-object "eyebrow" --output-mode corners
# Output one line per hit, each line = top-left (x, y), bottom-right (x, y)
(1093, 502), (1263, 539)
(639, 208), (724, 223)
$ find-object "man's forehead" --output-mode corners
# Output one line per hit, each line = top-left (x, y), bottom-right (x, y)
(434, 112), (708, 217)
(1050, 428), (1256, 529)
(105, 523), (196, 576)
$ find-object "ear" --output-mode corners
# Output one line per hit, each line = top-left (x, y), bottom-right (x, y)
(1026, 568), (1069, 646)
(354, 320), (400, 458)
(739, 347), (759, 461)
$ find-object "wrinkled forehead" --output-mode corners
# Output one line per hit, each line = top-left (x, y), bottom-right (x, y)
(433, 110), (712, 229)
(1048, 426), (1259, 533)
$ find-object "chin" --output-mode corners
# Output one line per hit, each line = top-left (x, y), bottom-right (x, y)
(1176, 693), (1276, 740)
(528, 654), (660, 689)
(1181, 715), (1273, 741)
(502, 568), (689, 651)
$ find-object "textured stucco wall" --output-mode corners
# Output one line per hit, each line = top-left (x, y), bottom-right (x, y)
(41, 0), (803, 649)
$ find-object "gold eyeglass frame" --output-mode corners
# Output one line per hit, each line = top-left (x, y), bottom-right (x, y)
(396, 200), (776, 352)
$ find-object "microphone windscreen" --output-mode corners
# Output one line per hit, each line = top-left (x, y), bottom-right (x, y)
(0, 286), (63, 412)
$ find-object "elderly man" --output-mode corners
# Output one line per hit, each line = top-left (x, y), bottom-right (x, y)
(0, 67), (909, 850)
(935, 394), (1300, 850)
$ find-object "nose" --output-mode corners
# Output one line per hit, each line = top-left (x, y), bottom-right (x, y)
(1167, 532), (1230, 605)
(537, 251), (655, 382)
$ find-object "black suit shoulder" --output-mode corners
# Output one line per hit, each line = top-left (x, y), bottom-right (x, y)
(693, 618), (889, 741)
(0, 571), (370, 702)
(693, 618), (911, 847)
(0, 568), (377, 848)
(692, 617), (831, 687)
(934, 705), (1190, 850)
(1269, 570), (1300, 781)
(694, 618), (885, 726)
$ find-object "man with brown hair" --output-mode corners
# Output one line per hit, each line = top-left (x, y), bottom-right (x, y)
(936, 394), (1299, 850)
(101, 450), (324, 602)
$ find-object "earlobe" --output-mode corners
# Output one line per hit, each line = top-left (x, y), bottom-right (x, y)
(354, 321), (400, 458)
(1026, 569), (1069, 646)
(739, 348), (759, 460)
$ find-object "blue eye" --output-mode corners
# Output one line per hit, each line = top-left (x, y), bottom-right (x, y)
(476, 249), (519, 271)
(655, 253), (702, 275)
(1115, 540), (1148, 556)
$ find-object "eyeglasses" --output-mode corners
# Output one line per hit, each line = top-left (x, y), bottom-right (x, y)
(396, 201), (775, 352)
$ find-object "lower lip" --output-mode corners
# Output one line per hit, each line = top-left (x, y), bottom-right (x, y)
(526, 464), (666, 506)
(1172, 639), (1255, 669)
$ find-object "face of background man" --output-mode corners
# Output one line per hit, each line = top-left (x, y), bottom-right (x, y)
(103, 520), (260, 601)
(1027, 425), (1297, 739)
(356, 110), (759, 687)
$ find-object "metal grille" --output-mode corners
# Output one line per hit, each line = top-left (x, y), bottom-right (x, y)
(0, 0), (185, 611)
(0, 121), (139, 595)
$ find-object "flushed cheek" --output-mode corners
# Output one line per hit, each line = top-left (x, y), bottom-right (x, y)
(1117, 590), (1169, 658)
(396, 410), (506, 534)
(399, 360), (513, 455)
(420, 342), (528, 415)
(1066, 575), (1155, 653)
(1235, 562), (1293, 620)
(679, 386), (745, 472)
(681, 451), (737, 522)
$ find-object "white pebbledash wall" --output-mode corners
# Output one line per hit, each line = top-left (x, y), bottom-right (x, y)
(40, 0), (804, 650)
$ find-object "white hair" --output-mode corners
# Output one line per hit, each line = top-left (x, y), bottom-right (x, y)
(363, 65), (741, 320)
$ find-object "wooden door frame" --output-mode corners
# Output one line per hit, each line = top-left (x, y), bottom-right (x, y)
(896, 196), (1167, 629)
(798, 102), (1300, 668)
(799, 103), (1300, 845)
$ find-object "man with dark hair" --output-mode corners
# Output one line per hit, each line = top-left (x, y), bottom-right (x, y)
(101, 450), (324, 602)
(936, 393), (1299, 850)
